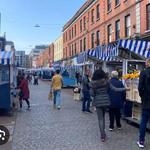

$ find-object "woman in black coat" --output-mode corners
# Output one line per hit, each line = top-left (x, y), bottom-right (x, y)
(90, 69), (110, 142)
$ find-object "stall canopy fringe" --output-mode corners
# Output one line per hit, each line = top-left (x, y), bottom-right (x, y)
(0, 51), (14, 65)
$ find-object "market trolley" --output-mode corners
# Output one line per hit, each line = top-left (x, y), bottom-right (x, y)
(87, 38), (150, 129)
(0, 51), (16, 112)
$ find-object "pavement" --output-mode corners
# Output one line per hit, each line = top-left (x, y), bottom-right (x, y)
(0, 80), (150, 150)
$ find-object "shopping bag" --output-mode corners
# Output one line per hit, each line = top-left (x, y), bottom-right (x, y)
(48, 89), (53, 101)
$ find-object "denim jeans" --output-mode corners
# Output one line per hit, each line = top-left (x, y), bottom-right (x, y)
(82, 91), (91, 111)
(53, 90), (61, 107)
(139, 109), (150, 142)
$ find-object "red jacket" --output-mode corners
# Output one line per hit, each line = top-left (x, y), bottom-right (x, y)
(19, 79), (30, 99)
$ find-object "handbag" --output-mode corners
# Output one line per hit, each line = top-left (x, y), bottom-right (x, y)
(48, 89), (53, 101)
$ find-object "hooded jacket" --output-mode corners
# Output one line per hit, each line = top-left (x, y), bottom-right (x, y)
(90, 78), (110, 108)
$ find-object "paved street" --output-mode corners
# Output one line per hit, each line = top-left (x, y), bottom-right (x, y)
(0, 80), (150, 150)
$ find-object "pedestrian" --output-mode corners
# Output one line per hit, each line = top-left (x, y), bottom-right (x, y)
(81, 69), (92, 113)
(137, 58), (150, 148)
(108, 71), (126, 131)
(90, 69), (110, 142)
(75, 71), (80, 85)
(51, 70), (63, 109)
(18, 74), (30, 110)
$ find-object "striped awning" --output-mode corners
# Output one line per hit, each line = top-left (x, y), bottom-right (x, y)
(87, 42), (118, 61)
(119, 39), (150, 58)
(77, 52), (87, 64)
(0, 51), (14, 65)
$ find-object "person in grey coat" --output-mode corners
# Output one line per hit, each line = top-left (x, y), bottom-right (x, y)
(90, 69), (110, 142)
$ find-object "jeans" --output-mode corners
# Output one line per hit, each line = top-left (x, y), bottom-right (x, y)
(139, 109), (150, 142)
(109, 108), (121, 129)
(82, 91), (91, 111)
(96, 107), (106, 139)
(53, 90), (61, 107)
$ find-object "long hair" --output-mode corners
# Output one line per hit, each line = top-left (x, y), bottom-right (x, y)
(92, 69), (106, 81)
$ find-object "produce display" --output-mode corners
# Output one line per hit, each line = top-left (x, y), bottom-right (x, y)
(122, 70), (141, 104)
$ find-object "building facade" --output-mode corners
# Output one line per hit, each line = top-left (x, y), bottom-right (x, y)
(35, 43), (54, 68)
(29, 45), (48, 68)
(15, 51), (26, 67)
(54, 35), (63, 62)
(63, 0), (149, 59)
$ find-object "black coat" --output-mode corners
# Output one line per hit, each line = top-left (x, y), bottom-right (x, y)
(90, 79), (110, 108)
(108, 78), (126, 108)
(138, 68), (150, 109)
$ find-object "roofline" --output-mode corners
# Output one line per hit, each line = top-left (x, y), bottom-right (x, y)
(63, 0), (96, 32)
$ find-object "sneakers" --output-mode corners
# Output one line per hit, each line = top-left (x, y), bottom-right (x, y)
(101, 138), (105, 142)
(109, 128), (114, 131)
(117, 127), (122, 130)
(57, 106), (61, 110)
(137, 141), (144, 148)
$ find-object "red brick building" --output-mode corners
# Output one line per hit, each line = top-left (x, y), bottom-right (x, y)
(35, 43), (54, 68)
(63, 0), (150, 59)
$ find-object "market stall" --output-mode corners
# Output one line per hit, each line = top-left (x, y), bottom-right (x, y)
(0, 51), (15, 111)
(87, 38), (150, 128)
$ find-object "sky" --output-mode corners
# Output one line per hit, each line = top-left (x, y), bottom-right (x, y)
(0, 0), (86, 53)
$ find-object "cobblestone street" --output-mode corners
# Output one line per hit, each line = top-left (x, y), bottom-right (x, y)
(1, 81), (148, 150)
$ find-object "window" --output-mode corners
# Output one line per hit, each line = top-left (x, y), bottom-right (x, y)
(115, 0), (120, 6)
(108, 24), (112, 43)
(66, 47), (67, 57)
(96, 4), (100, 19)
(115, 20), (120, 40)
(80, 19), (82, 32)
(74, 43), (77, 55)
(147, 4), (150, 30)
(69, 45), (71, 56)
(66, 32), (68, 42)
(75, 25), (76, 36)
(91, 9), (94, 23)
(107, 0), (111, 12)
(84, 37), (86, 51)
(91, 33), (95, 48)
(72, 27), (74, 38)
(63, 34), (65, 43)
(96, 30), (100, 46)
(84, 16), (86, 30)
(72, 44), (74, 56)
(80, 39), (82, 52)
(125, 15), (131, 37)
(69, 30), (71, 40)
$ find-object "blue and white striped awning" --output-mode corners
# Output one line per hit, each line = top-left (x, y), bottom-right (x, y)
(0, 51), (14, 65)
(119, 39), (150, 58)
(87, 42), (118, 61)
(77, 52), (87, 64)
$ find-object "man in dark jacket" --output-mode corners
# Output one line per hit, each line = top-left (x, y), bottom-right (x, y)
(108, 71), (126, 131)
(82, 69), (92, 113)
(137, 58), (150, 148)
